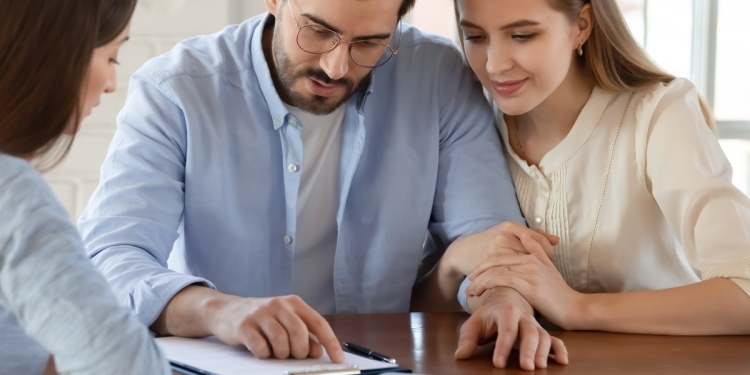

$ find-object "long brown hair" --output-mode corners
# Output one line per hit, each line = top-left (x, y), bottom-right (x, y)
(0, 0), (137, 169)
(454, 0), (716, 131)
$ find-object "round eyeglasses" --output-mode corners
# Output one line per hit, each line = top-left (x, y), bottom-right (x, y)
(287, 0), (401, 68)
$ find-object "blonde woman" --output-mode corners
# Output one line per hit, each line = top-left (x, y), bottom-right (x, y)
(442, 0), (750, 370)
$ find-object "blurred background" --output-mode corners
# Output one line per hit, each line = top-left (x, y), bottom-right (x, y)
(45, 0), (750, 222)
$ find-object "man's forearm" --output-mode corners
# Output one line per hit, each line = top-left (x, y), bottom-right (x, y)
(411, 259), (464, 312)
(150, 285), (234, 337)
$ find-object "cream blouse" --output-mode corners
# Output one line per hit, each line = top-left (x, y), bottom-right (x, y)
(497, 78), (750, 297)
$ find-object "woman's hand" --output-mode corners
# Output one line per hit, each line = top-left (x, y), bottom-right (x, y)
(465, 231), (585, 330)
(442, 221), (559, 277)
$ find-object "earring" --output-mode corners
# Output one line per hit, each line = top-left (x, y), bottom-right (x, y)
(578, 44), (584, 56)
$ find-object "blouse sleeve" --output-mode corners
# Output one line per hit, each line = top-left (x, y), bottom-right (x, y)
(0, 160), (170, 375)
(641, 78), (750, 297)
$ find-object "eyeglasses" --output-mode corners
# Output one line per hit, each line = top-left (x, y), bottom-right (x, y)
(287, 0), (401, 68)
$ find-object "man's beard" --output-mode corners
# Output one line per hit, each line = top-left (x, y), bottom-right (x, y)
(273, 26), (368, 116)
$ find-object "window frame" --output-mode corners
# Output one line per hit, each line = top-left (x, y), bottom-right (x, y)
(689, 0), (750, 137)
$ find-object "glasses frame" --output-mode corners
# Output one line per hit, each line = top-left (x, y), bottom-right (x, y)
(286, 0), (401, 68)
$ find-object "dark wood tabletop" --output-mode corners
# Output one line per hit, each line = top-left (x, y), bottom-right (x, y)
(325, 312), (750, 375)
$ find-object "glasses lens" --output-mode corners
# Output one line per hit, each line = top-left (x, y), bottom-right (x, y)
(298, 25), (340, 53)
(350, 41), (393, 68)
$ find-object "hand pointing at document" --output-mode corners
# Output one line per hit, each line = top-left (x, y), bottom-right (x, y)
(151, 286), (345, 362)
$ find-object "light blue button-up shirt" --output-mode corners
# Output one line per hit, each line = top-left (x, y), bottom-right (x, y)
(79, 14), (523, 324)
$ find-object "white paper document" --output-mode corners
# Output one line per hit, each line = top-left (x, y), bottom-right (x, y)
(156, 336), (400, 375)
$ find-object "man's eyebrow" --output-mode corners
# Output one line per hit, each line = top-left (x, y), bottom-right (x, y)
(118, 36), (130, 44)
(302, 13), (392, 41)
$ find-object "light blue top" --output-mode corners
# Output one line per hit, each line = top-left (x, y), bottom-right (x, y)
(0, 154), (169, 375)
(78, 14), (523, 324)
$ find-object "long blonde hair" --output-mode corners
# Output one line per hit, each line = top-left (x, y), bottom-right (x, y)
(455, 0), (716, 131)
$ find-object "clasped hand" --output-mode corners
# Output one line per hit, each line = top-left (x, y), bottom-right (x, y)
(449, 222), (570, 370)
(465, 230), (585, 331)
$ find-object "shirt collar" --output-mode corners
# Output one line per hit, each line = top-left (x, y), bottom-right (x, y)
(252, 13), (290, 130)
(252, 13), (377, 126)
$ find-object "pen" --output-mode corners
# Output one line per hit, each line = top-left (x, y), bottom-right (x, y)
(342, 342), (397, 364)
(171, 360), (217, 375)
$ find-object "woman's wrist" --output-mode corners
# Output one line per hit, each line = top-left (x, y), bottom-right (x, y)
(567, 293), (599, 331)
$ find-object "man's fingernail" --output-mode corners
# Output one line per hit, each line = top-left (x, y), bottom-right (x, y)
(495, 356), (506, 367)
(525, 358), (534, 369)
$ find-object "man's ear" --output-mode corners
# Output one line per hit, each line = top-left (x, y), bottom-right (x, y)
(265, 0), (281, 17)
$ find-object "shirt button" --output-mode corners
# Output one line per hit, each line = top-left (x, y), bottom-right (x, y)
(288, 164), (299, 173)
(540, 184), (549, 192)
(274, 118), (282, 126)
(284, 236), (293, 244)
(289, 118), (298, 126)
(534, 216), (543, 225)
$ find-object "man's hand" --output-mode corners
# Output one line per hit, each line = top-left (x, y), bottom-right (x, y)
(465, 231), (586, 330)
(152, 286), (345, 362)
(456, 288), (568, 370)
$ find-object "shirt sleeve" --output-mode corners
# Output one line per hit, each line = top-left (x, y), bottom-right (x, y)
(457, 277), (471, 312)
(0, 165), (170, 375)
(423, 46), (526, 306)
(643, 78), (750, 297)
(78, 70), (215, 327)
(427, 47), (525, 243)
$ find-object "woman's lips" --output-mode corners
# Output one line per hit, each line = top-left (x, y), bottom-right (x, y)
(491, 78), (528, 96)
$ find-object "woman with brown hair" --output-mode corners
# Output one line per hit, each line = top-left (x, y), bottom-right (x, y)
(425, 0), (750, 370)
(0, 0), (169, 374)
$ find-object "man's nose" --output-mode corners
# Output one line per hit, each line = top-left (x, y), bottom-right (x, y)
(319, 42), (350, 81)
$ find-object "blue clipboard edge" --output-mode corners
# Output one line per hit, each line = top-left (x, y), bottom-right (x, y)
(171, 361), (411, 375)
(361, 367), (412, 374)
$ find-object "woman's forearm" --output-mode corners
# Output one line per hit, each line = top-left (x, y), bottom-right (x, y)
(575, 278), (750, 335)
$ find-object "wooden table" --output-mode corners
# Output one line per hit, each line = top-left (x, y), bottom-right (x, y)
(326, 313), (750, 374)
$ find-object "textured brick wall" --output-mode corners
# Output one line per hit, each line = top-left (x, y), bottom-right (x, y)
(44, 0), (269, 221)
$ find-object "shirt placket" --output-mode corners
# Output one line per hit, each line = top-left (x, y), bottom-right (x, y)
(530, 166), (550, 231)
(278, 115), (303, 294)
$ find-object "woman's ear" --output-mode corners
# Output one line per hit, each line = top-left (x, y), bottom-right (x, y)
(265, 0), (280, 17)
(577, 3), (594, 44)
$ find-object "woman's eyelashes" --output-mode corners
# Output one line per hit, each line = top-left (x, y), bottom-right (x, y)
(512, 33), (538, 42)
(464, 32), (539, 44)
(464, 33), (486, 43)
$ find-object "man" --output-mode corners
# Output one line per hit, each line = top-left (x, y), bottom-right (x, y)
(79, 0), (565, 369)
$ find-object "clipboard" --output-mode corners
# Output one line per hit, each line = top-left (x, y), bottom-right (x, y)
(159, 336), (412, 375)
(171, 361), (412, 375)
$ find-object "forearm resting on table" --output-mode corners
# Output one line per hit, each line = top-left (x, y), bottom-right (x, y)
(411, 258), (465, 312)
(151, 285), (231, 337)
(577, 278), (750, 335)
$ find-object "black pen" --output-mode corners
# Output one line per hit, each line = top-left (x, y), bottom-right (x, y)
(342, 342), (397, 364)
(171, 360), (217, 375)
